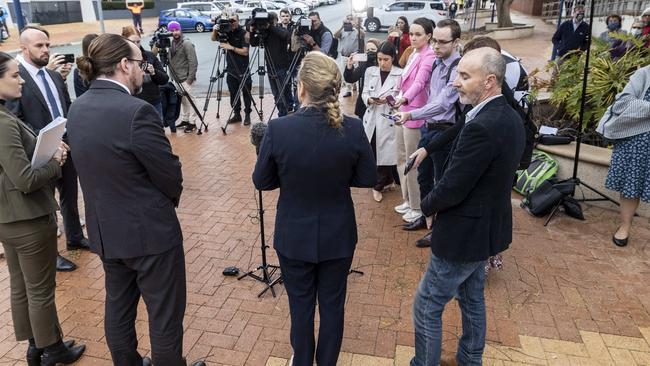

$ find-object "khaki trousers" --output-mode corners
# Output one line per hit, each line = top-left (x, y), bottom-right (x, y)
(0, 214), (62, 348)
(180, 81), (197, 124)
(396, 125), (422, 210)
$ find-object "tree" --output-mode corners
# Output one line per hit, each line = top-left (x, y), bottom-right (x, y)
(496, 0), (514, 27)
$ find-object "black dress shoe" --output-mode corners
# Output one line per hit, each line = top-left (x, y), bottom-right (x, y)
(416, 232), (432, 248)
(66, 238), (90, 251)
(613, 235), (628, 247)
(176, 121), (190, 128)
(184, 124), (197, 133)
(243, 113), (251, 126)
(402, 216), (427, 231)
(27, 340), (77, 366)
(191, 361), (206, 366)
(56, 255), (77, 272)
(40, 340), (85, 366)
(143, 357), (152, 366)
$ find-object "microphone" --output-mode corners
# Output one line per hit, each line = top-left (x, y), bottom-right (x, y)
(250, 122), (267, 154)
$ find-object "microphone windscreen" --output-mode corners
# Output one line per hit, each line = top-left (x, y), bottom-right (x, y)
(250, 122), (267, 148)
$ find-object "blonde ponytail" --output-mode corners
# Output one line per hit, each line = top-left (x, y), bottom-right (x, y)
(298, 52), (343, 129)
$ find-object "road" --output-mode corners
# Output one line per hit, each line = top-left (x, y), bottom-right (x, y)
(47, 0), (387, 99)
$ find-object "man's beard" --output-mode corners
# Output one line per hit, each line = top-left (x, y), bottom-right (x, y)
(31, 52), (49, 67)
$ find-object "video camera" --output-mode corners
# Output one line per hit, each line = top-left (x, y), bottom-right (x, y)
(295, 16), (312, 36)
(246, 8), (271, 47)
(216, 17), (232, 43)
(150, 27), (172, 50)
(150, 27), (173, 66)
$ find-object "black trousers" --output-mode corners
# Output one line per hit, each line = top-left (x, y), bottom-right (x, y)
(226, 73), (252, 115)
(56, 153), (84, 242)
(277, 253), (353, 366)
(102, 245), (187, 366)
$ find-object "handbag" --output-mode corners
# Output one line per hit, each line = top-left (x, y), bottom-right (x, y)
(521, 180), (564, 217)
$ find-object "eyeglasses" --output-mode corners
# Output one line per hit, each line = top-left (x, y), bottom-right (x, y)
(431, 38), (455, 45)
(127, 58), (148, 71)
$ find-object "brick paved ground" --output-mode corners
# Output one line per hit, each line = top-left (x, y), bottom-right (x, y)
(1, 11), (650, 366)
(0, 94), (648, 365)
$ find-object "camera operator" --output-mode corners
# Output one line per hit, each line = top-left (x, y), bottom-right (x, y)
(168, 21), (199, 132)
(212, 13), (253, 125)
(334, 14), (365, 97)
(254, 12), (294, 116)
(303, 11), (335, 57)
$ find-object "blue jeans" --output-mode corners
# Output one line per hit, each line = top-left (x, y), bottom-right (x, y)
(411, 253), (487, 366)
(269, 67), (295, 117)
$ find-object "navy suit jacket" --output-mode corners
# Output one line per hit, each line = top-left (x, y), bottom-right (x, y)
(66, 80), (183, 259)
(421, 96), (525, 262)
(7, 64), (71, 134)
(253, 108), (377, 263)
(552, 20), (590, 58)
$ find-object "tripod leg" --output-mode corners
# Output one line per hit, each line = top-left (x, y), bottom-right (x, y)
(544, 201), (563, 226)
(576, 180), (620, 206)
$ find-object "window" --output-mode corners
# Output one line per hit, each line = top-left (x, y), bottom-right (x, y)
(406, 2), (425, 10)
(175, 10), (189, 17)
(387, 2), (407, 11)
(430, 2), (444, 10)
(162, 10), (173, 17)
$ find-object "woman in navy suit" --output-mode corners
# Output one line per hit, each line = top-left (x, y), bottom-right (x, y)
(253, 51), (377, 366)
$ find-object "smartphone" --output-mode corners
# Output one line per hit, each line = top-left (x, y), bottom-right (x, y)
(63, 54), (75, 64)
(380, 113), (399, 122)
(352, 53), (367, 62)
(386, 95), (396, 107)
(404, 156), (416, 175)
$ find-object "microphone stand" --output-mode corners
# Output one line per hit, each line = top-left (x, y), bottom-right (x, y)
(238, 141), (283, 297)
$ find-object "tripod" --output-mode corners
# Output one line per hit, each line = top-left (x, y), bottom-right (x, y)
(238, 173), (283, 298)
(199, 46), (227, 134)
(159, 48), (209, 134)
(544, 0), (619, 226)
(265, 45), (306, 122)
(220, 46), (266, 134)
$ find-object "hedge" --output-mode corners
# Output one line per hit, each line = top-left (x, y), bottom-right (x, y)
(101, 1), (155, 10)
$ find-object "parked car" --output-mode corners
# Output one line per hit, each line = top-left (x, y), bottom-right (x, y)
(159, 8), (215, 32)
(236, 0), (282, 19)
(213, 0), (242, 11)
(296, 0), (317, 9)
(362, 0), (447, 32)
(272, 0), (309, 14)
(177, 2), (224, 21)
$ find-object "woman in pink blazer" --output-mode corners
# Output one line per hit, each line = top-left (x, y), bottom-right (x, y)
(393, 18), (436, 224)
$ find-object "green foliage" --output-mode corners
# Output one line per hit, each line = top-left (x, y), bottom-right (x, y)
(549, 33), (650, 132)
(101, 1), (154, 10)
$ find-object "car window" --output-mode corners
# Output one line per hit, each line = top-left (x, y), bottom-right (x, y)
(430, 2), (443, 9)
(175, 10), (188, 17)
(162, 10), (173, 17)
(406, 2), (424, 10)
(387, 2), (407, 11)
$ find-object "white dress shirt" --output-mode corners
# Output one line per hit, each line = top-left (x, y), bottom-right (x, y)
(96, 78), (132, 95)
(465, 94), (503, 124)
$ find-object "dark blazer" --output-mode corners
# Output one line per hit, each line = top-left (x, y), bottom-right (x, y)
(421, 96), (525, 262)
(252, 108), (377, 263)
(66, 80), (184, 259)
(6, 64), (71, 134)
(0, 104), (60, 224)
(552, 20), (590, 58)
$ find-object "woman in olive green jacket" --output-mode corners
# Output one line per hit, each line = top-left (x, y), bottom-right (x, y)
(0, 52), (85, 365)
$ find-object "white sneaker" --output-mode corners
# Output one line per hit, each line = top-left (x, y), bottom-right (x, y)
(394, 201), (410, 214)
(402, 209), (423, 223)
(57, 228), (62, 237)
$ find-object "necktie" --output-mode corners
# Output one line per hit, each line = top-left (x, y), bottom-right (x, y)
(37, 69), (61, 119)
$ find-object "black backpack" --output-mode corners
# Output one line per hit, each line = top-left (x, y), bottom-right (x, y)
(502, 84), (537, 170)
